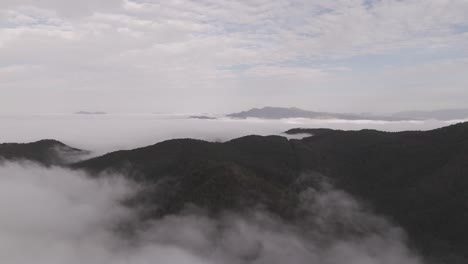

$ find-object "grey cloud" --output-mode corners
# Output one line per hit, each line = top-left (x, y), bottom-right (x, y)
(0, 162), (423, 264)
(0, 0), (124, 17)
(0, 0), (468, 113)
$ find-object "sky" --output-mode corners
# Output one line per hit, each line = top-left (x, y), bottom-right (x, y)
(1, 0), (468, 114)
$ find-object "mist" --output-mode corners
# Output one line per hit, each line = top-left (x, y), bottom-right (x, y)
(0, 161), (423, 264)
(0, 113), (456, 155)
(1, 0), (466, 262)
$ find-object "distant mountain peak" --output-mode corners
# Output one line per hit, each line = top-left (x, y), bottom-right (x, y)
(75, 111), (107, 115)
(226, 106), (468, 121)
(226, 106), (382, 120)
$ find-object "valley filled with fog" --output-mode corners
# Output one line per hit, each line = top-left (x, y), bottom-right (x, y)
(0, 114), (459, 154)
(2, 115), (468, 263)
(2, 0), (468, 262)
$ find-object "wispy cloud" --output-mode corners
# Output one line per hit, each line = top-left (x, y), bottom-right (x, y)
(0, 162), (422, 264)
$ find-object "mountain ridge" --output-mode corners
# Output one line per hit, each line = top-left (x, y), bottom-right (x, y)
(0, 139), (89, 165)
(3, 123), (468, 262)
(227, 106), (468, 121)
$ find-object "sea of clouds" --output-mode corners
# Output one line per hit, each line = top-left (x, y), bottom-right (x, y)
(0, 113), (452, 263)
(0, 113), (456, 155)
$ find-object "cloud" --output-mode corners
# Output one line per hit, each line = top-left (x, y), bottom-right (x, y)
(0, 0), (467, 113)
(0, 0), (123, 17)
(0, 161), (133, 263)
(0, 114), (449, 155)
(0, 162), (423, 264)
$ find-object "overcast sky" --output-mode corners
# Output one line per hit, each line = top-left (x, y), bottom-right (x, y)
(1, 0), (467, 114)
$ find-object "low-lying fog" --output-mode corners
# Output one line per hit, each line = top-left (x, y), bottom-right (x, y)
(0, 162), (422, 264)
(1, 114), (451, 263)
(0, 114), (451, 264)
(0, 114), (459, 154)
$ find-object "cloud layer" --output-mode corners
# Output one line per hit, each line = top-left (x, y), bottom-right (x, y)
(1, 0), (468, 113)
(0, 114), (451, 154)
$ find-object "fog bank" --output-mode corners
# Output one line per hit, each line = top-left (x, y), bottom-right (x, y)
(0, 114), (456, 155)
(0, 162), (423, 264)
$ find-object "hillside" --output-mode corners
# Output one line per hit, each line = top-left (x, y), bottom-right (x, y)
(4, 123), (468, 262)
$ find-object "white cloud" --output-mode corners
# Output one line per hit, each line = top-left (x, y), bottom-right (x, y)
(0, 162), (423, 264)
(0, 0), (467, 113)
(0, 0), (123, 17)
